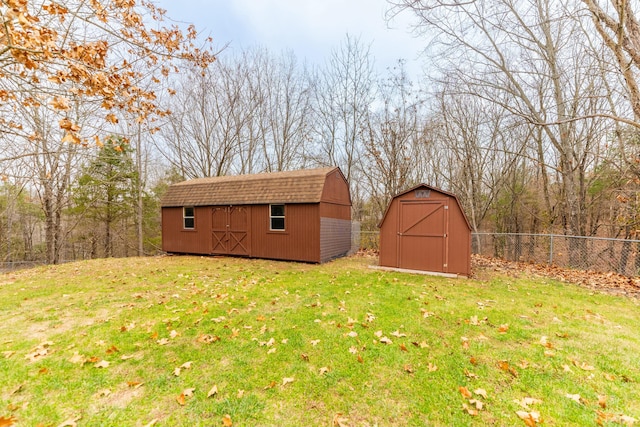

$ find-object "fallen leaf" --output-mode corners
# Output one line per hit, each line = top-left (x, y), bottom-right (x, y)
(157, 338), (169, 346)
(68, 353), (86, 364)
(180, 361), (193, 369)
(474, 388), (488, 399)
(267, 348), (277, 354)
(516, 410), (541, 426)
(310, 340), (320, 346)
(207, 385), (218, 398)
(95, 360), (110, 368)
(598, 394), (607, 409)
(357, 354), (363, 364)
(264, 381), (277, 390)
(459, 386), (472, 398)
(2, 351), (16, 359)
(461, 337), (470, 350)
(428, 363), (438, 372)
(469, 399), (484, 410)
(347, 331), (358, 338)
(106, 345), (119, 354)
(516, 397), (542, 409)
(236, 389), (244, 398)
(604, 373), (616, 381)
(300, 353), (309, 361)
(403, 364), (414, 373)
(127, 381), (143, 388)
(565, 393), (582, 404)
(391, 330), (407, 338)
(319, 367), (329, 375)
(462, 403), (478, 416)
(498, 324), (509, 333)
(574, 361), (595, 371)
(174, 367), (181, 376)
(56, 415), (82, 427)
(618, 415), (637, 426)
(25, 341), (53, 362)
(464, 369), (479, 379)
(333, 413), (349, 427)
(562, 364), (572, 372)
(222, 414), (233, 427)
(379, 336), (392, 345)
(176, 393), (186, 406)
(399, 343), (408, 352)
(197, 334), (220, 343)
(0, 416), (17, 427)
(374, 330), (383, 338)
(282, 377), (294, 386)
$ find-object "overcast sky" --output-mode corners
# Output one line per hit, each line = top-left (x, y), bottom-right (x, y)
(155, 0), (428, 77)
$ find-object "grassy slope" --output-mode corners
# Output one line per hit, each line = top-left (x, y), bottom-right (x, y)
(0, 255), (638, 426)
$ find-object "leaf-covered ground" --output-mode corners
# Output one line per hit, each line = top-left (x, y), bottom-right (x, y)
(473, 254), (640, 298)
(0, 254), (638, 426)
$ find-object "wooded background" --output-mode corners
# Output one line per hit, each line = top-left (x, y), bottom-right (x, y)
(2, 0), (640, 265)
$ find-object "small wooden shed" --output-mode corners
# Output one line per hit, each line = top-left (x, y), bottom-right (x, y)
(378, 184), (471, 277)
(160, 167), (352, 263)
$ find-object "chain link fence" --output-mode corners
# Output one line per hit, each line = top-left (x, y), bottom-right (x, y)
(473, 233), (640, 276)
(351, 226), (640, 276)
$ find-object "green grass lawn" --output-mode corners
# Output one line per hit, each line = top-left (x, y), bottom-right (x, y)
(0, 255), (639, 426)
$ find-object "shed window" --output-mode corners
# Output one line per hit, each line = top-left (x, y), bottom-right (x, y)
(270, 204), (285, 230)
(183, 206), (195, 229)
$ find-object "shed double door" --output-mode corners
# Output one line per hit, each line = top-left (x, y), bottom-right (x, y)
(397, 200), (448, 272)
(212, 206), (250, 256)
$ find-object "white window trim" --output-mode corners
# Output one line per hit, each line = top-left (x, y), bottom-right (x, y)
(183, 206), (195, 229)
(269, 204), (285, 231)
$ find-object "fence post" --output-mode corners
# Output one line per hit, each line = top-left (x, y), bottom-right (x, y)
(549, 235), (554, 265)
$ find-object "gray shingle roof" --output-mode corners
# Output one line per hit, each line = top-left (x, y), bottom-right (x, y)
(161, 167), (338, 207)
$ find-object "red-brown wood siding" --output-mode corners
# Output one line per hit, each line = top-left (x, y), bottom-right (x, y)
(319, 202), (351, 219)
(321, 169), (351, 206)
(162, 167), (352, 263)
(379, 186), (470, 276)
(249, 204), (321, 263)
(162, 206), (212, 254)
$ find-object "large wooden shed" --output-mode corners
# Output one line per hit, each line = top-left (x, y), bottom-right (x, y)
(160, 167), (352, 263)
(378, 184), (471, 277)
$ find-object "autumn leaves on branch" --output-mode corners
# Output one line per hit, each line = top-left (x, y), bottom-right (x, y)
(0, 0), (216, 146)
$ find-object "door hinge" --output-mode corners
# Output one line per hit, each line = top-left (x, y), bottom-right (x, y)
(444, 205), (449, 210)
(443, 264), (448, 268)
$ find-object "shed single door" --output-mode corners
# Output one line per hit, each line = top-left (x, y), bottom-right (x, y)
(398, 200), (448, 272)
(212, 206), (250, 256)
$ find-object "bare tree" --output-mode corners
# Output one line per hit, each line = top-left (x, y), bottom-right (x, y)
(313, 35), (375, 182)
(258, 51), (313, 172)
(582, 0), (640, 125)
(389, 0), (613, 245)
(362, 62), (428, 217)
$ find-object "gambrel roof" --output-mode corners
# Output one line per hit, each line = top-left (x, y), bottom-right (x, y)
(161, 167), (340, 207)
